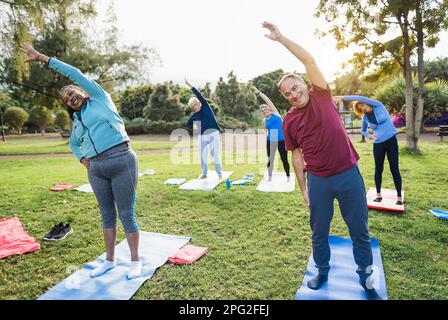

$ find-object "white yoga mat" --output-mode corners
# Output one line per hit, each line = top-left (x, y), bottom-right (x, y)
(138, 169), (155, 177)
(164, 178), (186, 185)
(74, 184), (94, 193)
(179, 171), (233, 191)
(38, 231), (190, 300)
(256, 171), (295, 193)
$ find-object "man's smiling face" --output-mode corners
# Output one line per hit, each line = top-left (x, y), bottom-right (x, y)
(280, 77), (310, 108)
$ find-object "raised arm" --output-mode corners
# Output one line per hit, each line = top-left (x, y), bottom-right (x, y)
(291, 148), (310, 207)
(20, 42), (103, 98)
(253, 86), (280, 116)
(185, 77), (209, 109)
(342, 95), (384, 109)
(262, 22), (327, 89)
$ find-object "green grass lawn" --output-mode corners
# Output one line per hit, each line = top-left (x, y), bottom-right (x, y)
(0, 141), (447, 299)
(0, 140), (190, 155)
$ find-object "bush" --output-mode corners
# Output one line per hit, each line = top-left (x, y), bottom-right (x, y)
(54, 110), (70, 131)
(146, 120), (185, 134)
(3, 107), (29, 134)
(124, 118), (186, 135)
(218, 116), (248, 131)
(29, 106), (54, 135)
(374, 77), (448, 127)
(124, 117), (148, 135)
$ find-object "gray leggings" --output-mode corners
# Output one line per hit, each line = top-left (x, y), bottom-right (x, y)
(88, 143), (139, 233)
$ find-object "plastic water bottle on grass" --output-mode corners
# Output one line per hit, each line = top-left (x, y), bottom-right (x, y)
(226, 178), (231, 190)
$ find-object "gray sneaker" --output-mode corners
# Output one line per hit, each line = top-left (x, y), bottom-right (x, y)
(51, 224), (73, 241)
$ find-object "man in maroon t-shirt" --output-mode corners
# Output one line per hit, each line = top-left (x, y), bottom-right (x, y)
(262, 21), (380, 300)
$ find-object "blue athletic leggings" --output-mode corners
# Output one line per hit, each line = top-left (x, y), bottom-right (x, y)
(373, 135), (402, 197)
(88, 143), (139, 233)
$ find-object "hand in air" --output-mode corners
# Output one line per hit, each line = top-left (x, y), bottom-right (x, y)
(262, 21), (283, 41)
(20, 42), (42, 63)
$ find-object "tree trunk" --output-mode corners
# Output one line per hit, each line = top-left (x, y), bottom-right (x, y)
(402, 18), (417, 151)
(40, 126), (45, 135)
(414, 0), (425, 152)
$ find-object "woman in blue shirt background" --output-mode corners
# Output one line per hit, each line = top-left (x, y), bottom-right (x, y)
(337, 95), (403, 205)
(253, 86), (290, 182)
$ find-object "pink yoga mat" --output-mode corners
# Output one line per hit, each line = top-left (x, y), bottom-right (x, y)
(0, 217), (41, 259)
(168, 245), (208, 265)
(50, 184), (73, 191)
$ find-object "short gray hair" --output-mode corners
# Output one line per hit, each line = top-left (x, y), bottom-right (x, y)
(277, 73), (306, 92)
(188, 97), (200, 107)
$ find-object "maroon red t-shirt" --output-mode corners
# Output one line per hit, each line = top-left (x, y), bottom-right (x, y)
(282, 84), (359, 176)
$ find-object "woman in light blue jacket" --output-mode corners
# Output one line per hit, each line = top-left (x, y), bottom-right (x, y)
(21, 43), (142, 279)
(338, 95), (403, 205)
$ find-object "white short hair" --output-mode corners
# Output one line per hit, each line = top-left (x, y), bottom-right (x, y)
(188, 97), (200, 107)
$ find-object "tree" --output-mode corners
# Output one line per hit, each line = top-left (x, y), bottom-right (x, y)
(0, 0), (159, 111)
(29, 106), (53, 135)
(425, 57), (448, 82)
(119, 84), (154, 120)
(54, 109), (70, 131)
(315, 0), (448, 152)
(4, 107), (29, 134)
(250, 69), (289, 114)
(213, 71), (257, 122)
(144, 83), (185, 122)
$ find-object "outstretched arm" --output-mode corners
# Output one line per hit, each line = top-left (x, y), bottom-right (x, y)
(253, 86), (280, 116)
(20, 42), (103, 97)
(262, 21), (327, 89)
(185, 77), (209, 109)
(342, 95), (383, 109)
(343, 95), (391, 125)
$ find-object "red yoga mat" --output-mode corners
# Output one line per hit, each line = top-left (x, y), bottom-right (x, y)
(50, 184), (73, 191)
(0, 217), (41, 259)
(168, 245), (208, 265)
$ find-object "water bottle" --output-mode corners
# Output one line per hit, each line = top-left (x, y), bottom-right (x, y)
(226, 178), (231, 190)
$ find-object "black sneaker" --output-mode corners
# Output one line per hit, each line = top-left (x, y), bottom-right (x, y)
(51, 224), (73, 241)
(43, 223), (64, 240)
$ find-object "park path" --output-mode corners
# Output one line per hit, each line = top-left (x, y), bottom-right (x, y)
(0, 132), (442, 160)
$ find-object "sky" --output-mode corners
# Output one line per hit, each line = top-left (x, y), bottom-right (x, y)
(96, 0), (448, 86)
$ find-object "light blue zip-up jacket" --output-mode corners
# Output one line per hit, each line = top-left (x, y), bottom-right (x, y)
(48, 58), (129, 160)
(343, 95), (398, 143)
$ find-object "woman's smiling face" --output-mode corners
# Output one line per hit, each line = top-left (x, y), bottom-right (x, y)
(60, 86), (88, 111)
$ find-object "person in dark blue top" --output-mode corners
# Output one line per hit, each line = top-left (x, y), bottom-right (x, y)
(253, 86), (290, 181)
(335, 95), (403, 205)
(185, 78), (223, 180)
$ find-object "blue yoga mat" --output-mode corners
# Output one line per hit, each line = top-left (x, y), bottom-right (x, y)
(38, 231), (190, 300)
(429, 209), (448, 221)
(295, 236), (388, 300)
